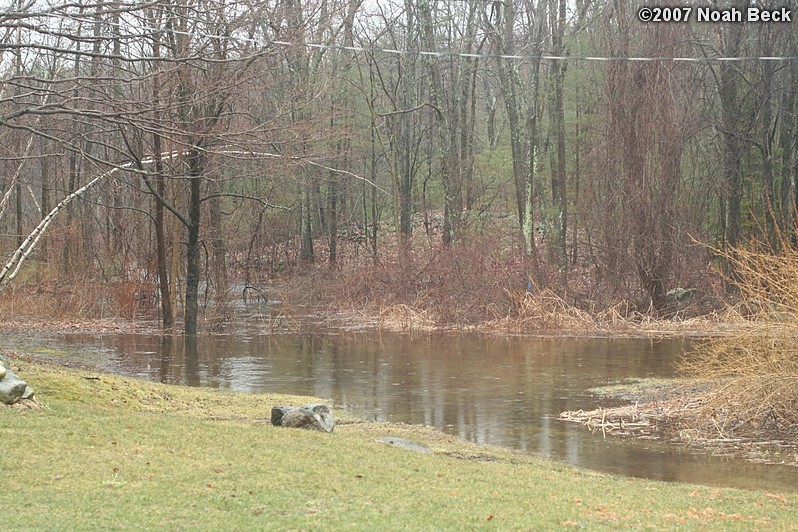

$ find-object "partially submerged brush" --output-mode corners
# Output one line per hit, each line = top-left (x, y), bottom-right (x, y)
(682, 332), (798, 433)
(484, 289), (596, 333)
(379, 304), (436, 332)
(681, 244), (798, 437)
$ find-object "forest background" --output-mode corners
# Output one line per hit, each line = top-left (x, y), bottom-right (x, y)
(0, 0), (796, 335)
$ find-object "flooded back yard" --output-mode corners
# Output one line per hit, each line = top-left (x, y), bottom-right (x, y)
(4, 326), (797, 491)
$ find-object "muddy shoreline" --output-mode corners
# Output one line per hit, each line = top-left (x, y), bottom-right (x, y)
(562, 378), (798, 468)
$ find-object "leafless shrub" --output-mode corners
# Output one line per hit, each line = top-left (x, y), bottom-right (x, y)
(681, 245), (798, 437)
(283, 227), (750, 334)
(285, 231), (527, 327)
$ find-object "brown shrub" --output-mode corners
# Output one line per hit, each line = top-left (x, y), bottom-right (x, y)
(0, 277), (158, 321)
(285, 232), (529, 327)
(680, 246), (798, 437)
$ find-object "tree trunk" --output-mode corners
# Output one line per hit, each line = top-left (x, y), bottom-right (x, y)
(779, 59), (797, 240)
(39, 142), (50, 258)
(759, 28), (777, 249)
(154, 142), (174, 328)
(489, 0), (541, 259)
(151, 30), (173, 328)
(717, 12), (745, 287)
(15, 177), (22, 249)
(300, 181), (315, 262)
(328, 166), (339, 265)
(548, 0), (568, 269)
(184, 149), (203, 336)
(417, 0), (458, 245)
(208, 179), (228, 293)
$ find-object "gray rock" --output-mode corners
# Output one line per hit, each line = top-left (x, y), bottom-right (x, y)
(0, 363), (35, 405)
(667, 287), (697, 302)
(270, 406), (287, 426)
(271, 404), (335, 433)
(0, 379), (28, 405)
(376, 437), (432, 453)
(21, 385), (35, 400)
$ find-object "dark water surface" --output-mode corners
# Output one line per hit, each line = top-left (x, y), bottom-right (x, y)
(6, 328), (798, 491)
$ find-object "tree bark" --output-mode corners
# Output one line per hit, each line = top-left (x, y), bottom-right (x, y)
(153, 139), (174, 328)
(300, 181), (315, 262)
(548, 0), (568, 268)
(717, 13), (745, 265)
(150, 27), (173, 328)
(184, 149), (204, 336)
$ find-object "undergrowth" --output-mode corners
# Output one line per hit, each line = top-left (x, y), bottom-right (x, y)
(284, 230), (612, 331)
(0, 277), (157, 321)
(283, 228), (737, 335)
(681, 245), (798, 439)
(286, 232), (529, 327)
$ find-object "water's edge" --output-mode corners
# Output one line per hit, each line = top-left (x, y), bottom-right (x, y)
(3, 329), (797, 492)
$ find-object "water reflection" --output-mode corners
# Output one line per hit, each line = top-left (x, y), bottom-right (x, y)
(14, 331), (798, 491)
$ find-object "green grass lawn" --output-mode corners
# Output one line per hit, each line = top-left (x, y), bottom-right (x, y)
(1, 356), (796, 530)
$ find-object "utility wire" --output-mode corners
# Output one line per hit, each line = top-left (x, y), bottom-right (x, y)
(15, 10), (798, 63)
(270, 41), (798, 62)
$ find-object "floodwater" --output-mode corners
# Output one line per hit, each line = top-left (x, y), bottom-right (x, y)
(6, 325), (798, 492)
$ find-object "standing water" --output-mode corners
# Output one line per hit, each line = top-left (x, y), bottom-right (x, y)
(5, 328), (798, 491)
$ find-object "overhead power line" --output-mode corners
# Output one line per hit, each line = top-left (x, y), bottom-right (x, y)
(14, 10), (798, 63)
(269, 40), (798, 62)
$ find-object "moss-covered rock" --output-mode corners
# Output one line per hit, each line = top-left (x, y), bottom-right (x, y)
(0, 359), (34, 405)
(0, 377), (27, 404)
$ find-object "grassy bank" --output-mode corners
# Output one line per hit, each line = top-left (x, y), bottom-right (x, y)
(1, 356), (797, 530)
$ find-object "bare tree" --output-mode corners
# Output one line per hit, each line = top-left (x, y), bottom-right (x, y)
(599, 10), (695, 309)
(484, 0), (544, 260)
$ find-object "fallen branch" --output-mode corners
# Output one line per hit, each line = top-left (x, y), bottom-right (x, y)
(559, 401), (686, 439)
(0, 151), (182, 290)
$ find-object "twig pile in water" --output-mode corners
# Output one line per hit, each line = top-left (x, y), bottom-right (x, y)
(559, 399), (698, 440)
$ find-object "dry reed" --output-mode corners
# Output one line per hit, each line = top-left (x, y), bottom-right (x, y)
(379, 304), (436, 332)
(484, 289), (596, 333)
(680, 245), (798, 438)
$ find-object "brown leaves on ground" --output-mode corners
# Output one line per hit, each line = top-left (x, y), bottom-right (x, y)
(0, 318), (159, 335)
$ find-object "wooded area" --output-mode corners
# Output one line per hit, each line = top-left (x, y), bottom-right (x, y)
(0, 0), (796, 333)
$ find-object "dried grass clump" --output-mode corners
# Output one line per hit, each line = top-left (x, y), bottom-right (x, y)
(681, 245), (798, 438)
(485, 289), (596, 333)
(593, 304), (752, 337)
(560, 401), (688, 440)
(379, 304), (436, 332)
(486, 291), (748, 336)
